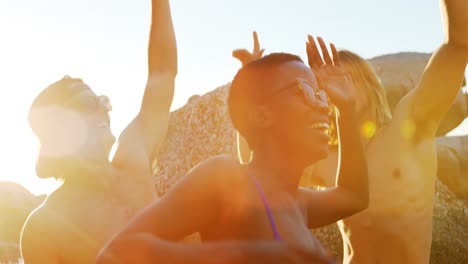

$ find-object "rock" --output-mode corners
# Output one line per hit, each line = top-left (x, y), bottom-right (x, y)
(369, 52), (467, 136)
(431, 181), (468, 264)
(154, 52), (467, 264)
(436, 135), (468, 199)
(154, 86), (237, 197)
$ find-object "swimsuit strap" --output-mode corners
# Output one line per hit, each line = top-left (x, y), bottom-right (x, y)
(247, 170), (282, 241)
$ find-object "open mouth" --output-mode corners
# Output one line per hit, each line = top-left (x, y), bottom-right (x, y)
(308, 122), (330, 133)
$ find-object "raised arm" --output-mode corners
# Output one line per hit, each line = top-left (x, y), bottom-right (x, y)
(112, 0), (177, 171)
(301, 36), (369, 228)
(395, 0), (468, 135)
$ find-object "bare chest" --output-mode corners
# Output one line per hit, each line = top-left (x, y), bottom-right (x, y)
(366, 134), (437, 210)
(204, 195), (323, 251)
(57, 190), (151, 263)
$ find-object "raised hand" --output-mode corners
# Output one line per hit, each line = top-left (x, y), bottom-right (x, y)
(441, 0), (468, 50)
(306, 35), (355, 109)
(232, 31), (265, 66)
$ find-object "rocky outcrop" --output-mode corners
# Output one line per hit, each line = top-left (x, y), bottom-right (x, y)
(436, 135), (468, 198)
(154, 88), (237, 197)
(154, 52), (467, 263)
(369, 52), (467, 136)
(0, 182), (45, 262)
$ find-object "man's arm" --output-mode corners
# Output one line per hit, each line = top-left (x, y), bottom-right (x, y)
(112, 0), (177, 171)
(395, 0), (468, 135)
(302, 36), (369, 229)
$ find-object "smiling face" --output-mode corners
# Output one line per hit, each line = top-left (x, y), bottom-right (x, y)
(265, 61), (331, 165)
(29, 77), (115, 162)
(63, 87), (115, 161)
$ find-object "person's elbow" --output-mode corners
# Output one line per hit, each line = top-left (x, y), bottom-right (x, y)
(354, 190), (369, 213)
(344, 177), (369, 214)
(351, 182), (369, 213)
(96, 237), (128, 264)
(343, 191), (369, 217)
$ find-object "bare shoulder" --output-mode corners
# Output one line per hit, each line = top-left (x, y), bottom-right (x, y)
(390, 93), (415, 129)
(385, 94), (434, 144)
(22, 201), (62, 240)
(185, 154), (244, 191)
(21, 202), (61, 262)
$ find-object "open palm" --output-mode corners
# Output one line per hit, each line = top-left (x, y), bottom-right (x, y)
(306, 35), (355, 109)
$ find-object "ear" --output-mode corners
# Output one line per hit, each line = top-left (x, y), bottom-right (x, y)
(248, 105), (273, 129)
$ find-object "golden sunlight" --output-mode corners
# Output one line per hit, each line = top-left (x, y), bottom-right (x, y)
(400, 119), (417, 141)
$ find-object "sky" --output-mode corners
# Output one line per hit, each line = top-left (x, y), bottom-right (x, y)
(0, 0), (467, 195)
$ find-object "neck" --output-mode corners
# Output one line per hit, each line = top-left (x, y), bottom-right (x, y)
(248, 140), (305, 194)
(40, 155), (115, 192)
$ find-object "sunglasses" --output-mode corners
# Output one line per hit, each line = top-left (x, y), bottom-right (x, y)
(64, 93), (112, 113)
(267, 78), (330, 108)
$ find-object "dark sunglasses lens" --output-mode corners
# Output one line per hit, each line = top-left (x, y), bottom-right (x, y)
(299, 81), (317, 105)
(317, 90), (329, 104)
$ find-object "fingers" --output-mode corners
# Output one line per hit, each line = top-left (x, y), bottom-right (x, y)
(232, 49), (250, 65)
(330, 43), (339, 66)
(317, 37), (333, 65)
(253, 31), (260, 52)
(259, 48), (265, 57)
(306, 35), (324, 69)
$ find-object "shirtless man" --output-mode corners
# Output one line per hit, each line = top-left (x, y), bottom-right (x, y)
(237, 1), (467, 263)
(20, 0), (177, 262)
(96, 42), (369, 263)
(290, 0), (466, 263)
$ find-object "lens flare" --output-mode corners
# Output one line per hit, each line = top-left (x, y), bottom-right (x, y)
(361, 120), (377, 139)
(401, 119), (416, 140)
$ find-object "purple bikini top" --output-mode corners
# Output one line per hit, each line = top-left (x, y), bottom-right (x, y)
(247, 170), (282, 241)
(247, 170), (336, 264)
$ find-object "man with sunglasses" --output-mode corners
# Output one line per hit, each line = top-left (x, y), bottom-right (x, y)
(96, 37), (369, 262)
(21, 0), (176, 263)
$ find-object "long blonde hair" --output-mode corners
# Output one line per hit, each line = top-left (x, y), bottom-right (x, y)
(338, 50), (392, 128)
